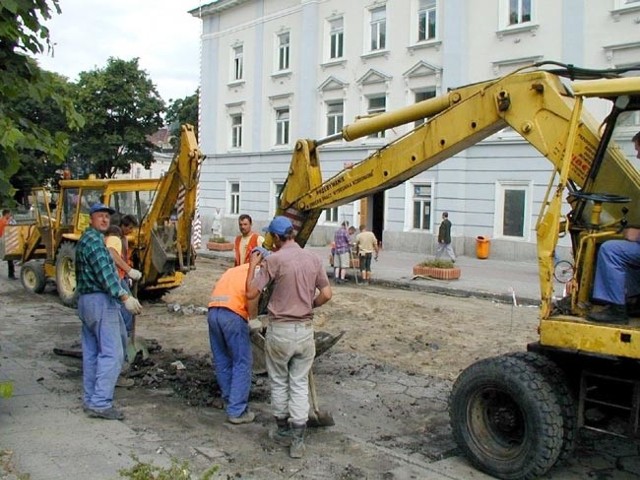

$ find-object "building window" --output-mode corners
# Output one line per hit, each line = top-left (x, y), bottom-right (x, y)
(277, 32), (290, 71)
(232, 45), (243, 81)
(496, 181), (530, 238)
(229, 182), (240, 215)
(508, 0), (532, 25)
(329, 18), (344, 59)
(417, 0), (436, 41)
(367, 95), (386, 138)
(326, 100), (344, 136)
(231, 114), (242, 148)
(275, 107), (290, 145)
(369, 6), (386, 51)
(414, 89), (436, 127)
(325, 208), (338, 223)
(412, 183), (432, 230)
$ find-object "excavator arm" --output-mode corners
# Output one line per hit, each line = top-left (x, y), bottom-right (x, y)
(272, 67), (640, 320)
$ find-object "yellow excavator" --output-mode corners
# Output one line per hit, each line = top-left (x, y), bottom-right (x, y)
(266, 62), (640, 479)
(2, 124), (203, 307)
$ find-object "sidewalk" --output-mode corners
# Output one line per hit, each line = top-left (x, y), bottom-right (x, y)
(199, 246), (544, 306)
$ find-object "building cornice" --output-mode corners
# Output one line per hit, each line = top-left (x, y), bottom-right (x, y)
(189, 0), (253, 17)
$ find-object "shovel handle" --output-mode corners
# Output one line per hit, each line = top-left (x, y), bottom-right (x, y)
(308, 368), (320, 412)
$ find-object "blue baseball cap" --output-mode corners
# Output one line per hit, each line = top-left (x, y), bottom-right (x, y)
(89, 203), (116, 215)
(251, 246), (272, 258)
(263, 216), (293, 236)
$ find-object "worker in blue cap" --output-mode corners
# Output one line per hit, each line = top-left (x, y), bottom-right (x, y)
(75, 203), (143, 420)
(246, 216), (332, 458)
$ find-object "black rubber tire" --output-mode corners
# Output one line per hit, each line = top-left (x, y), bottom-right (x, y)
(449, 355), (564, 480)
(56, 241), (78, 307)
(506, 351), (578, 465)
(20, 260), (46, 294)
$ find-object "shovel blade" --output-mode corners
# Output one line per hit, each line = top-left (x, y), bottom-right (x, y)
(307, 409), (335, 428)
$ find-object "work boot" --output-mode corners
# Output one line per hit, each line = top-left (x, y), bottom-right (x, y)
(227, 409), (255, 425)
(116, 375), (134, 388)
(289, 423), (306, 459)
(587, 304), (629, 325)
(84, 406), (125, 421)
(269, 416), (292, 447)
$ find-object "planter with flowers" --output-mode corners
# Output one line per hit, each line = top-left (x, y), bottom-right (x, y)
(207, 236), (234, 252)
(412, 259), (461, 280)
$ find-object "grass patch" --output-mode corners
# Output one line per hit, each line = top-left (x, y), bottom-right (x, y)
(118, 455), (218, 480)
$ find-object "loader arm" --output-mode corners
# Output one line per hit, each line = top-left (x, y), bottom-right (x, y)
(138, 124), (204, 285)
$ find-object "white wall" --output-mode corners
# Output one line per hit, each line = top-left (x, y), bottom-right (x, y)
(192, 0), (640, 259)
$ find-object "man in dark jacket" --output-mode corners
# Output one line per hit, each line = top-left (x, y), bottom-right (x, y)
(436, 212), (455, 262)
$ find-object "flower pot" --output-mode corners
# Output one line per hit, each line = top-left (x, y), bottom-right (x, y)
(207, 241), (234, 252)
(412, 265), (461, 280)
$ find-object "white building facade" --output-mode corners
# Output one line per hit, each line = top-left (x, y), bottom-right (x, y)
(191, 0), (640, 260)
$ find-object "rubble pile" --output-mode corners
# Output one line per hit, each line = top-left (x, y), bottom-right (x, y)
(127, 343), (270, 407)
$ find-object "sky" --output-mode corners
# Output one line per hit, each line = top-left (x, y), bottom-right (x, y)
(35, 0), (203, 103)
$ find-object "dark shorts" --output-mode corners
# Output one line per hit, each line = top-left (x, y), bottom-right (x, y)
(359, 253), (372, 272)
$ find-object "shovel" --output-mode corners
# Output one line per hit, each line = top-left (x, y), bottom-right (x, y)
(126, 281), (148, 362)
(307, 368), (335, 427)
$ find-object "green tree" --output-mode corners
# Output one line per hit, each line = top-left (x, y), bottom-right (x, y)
(166, 90), (199, 148)
(0, 0), (82, 206)
(71, 57), (165, 178)
(10, 70), (78, 204)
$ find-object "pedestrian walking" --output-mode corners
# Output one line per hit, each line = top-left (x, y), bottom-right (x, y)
(207, 249), (265, 424)
(75, 203), (143, 420)
(355, 225), (379, 285)
(246, 216), (332, 459)
(436, 212), (456, 262)
(333, 221), (350, 283)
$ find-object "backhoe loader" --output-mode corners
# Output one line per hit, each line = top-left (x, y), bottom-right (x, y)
(265, 62), (640, 479)
(2, 124), (203, 307)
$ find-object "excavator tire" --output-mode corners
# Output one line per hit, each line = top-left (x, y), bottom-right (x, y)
(506, 351), (578, 465)
(449, 354), (563, 480)
(21, 260), (46, 294)
(56, 241), (78, 308)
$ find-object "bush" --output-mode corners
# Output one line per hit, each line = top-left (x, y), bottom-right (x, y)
(418, 259), (455, 269)
(118, 455), (219, 480)
(208, 236), (228, 243)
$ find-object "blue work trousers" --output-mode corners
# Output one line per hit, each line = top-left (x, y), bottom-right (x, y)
(593, 240), (640, 305)
(207, 307), (252, 418)
(78, 293), (127, 410)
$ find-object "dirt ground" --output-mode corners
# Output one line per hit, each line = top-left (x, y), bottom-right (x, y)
(3, 255), (638, 479)
(115, 256), (543, 478)
(156, 256), (540, 383)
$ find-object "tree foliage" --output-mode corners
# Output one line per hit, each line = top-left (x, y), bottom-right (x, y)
(9, 70), (78, 204)
(71, 57), (165, 178)
(0, 0), (82, 206)
(166, 90), (199, 148)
